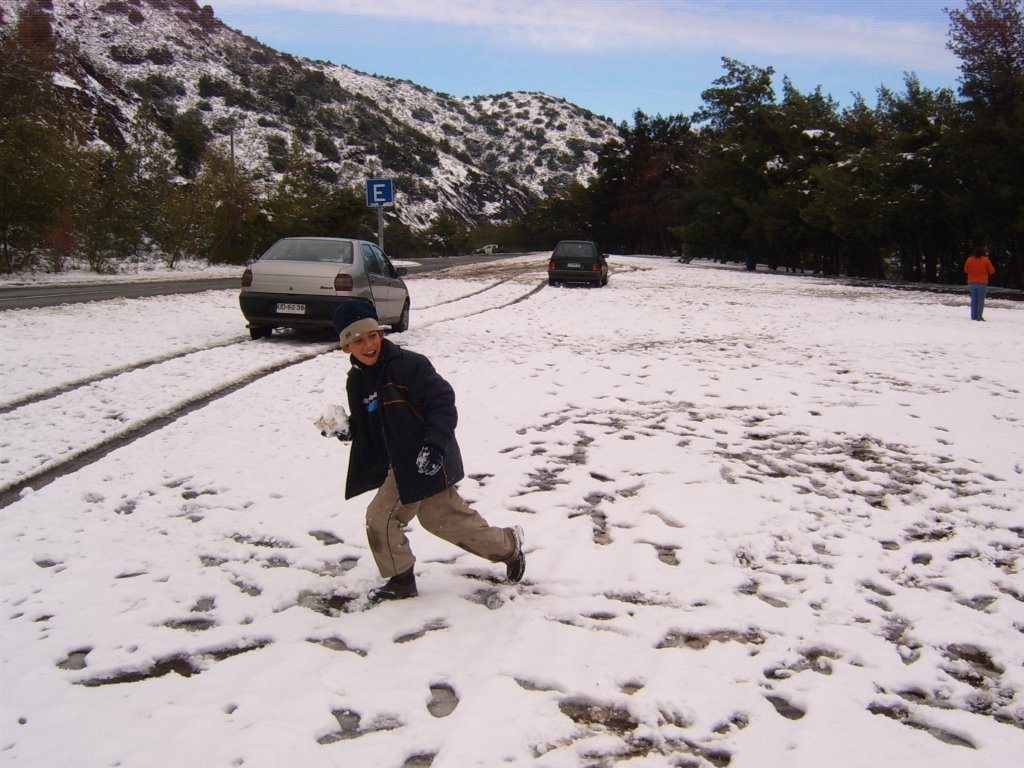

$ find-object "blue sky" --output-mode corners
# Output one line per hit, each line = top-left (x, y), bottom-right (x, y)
(211, 0), (965, 124)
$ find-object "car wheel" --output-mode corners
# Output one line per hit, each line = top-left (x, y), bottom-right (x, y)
(548, 278), (558, 286)
(392, 300), (410, 333)
(249, 325), (272, 340)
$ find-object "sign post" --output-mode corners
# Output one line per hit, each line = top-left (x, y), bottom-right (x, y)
(365, 179), (394, 250)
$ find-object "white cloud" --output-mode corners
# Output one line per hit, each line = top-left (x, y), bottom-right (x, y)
(212, 0), (958, 70)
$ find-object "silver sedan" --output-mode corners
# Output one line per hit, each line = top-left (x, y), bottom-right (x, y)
(239, 237), (410, 339)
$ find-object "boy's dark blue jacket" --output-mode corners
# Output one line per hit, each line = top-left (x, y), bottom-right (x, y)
(344, 338), (465, 503)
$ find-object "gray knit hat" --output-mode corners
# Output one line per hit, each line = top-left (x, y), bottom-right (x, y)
(332, 301), (383, 345)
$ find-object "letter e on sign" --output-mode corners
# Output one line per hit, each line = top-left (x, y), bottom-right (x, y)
(366, 179), (394, 207)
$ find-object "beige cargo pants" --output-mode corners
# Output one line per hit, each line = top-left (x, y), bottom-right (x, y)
(365, 470), (517, 578)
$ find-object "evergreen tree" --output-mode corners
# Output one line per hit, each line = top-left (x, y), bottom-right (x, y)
(591, 111), (702, 255)
(76, 101), (182, 271)
(307, 186), (376, 244)
(511, 182), (593, 249)
(262, 140), (329, 245)
(424, 213), (470, 256)
(946, 0), (1024, 288)
(685, 58), (779, 268)
(875, 77), (963, 282)
(948, 0), (1024, 111)
(765, 80), (842, 273)
(254, 139), (376, 254)
(76, 146), (151, 272)
(171, 108), (213, 179)
(201, 151), (261, 264)
(801, 97), (890, 277)
(383, 220), (430, 259)
(0, 3), (88, 272)
(151, 149), (260, 267)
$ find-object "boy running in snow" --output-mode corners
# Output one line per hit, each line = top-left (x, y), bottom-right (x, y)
(329, 301), (525, 602)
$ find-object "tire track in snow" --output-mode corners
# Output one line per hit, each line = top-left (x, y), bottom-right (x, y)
(414, 277), (512, 309)
(0, 279), (546, 509)
(0, 337), (247, 414)
(414, 279), (546, 328)
(0, 344), (338, 509)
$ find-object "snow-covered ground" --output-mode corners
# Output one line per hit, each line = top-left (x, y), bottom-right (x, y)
(1, 256), (1022, 767)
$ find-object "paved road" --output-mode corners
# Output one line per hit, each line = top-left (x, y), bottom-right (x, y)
(0, 254), (515, 311)
(0, 277), (241, 310)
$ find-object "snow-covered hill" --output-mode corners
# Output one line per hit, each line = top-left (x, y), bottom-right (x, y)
(0, 0), (621, 229)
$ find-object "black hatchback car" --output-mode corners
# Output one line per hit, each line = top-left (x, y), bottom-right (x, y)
(547, 240), (609, 286)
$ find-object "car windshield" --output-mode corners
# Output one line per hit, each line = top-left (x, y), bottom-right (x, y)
(261, 239), (354, 264)
(553, 242), (596, 259)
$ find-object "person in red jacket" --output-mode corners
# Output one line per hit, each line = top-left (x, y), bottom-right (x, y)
(964, 247), (996, 321)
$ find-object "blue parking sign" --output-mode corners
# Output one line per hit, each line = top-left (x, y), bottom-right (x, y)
(366, 178), (394, 207)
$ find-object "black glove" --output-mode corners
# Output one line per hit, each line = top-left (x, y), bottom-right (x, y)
(415, 443), (444, 476)
(317, 425), (349, 441)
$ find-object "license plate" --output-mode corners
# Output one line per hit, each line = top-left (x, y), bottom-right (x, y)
(566, 262), (581, 268)
(276, 303), (306, 315)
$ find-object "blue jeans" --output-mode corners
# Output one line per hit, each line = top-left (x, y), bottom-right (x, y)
(968, 283), (987, 320)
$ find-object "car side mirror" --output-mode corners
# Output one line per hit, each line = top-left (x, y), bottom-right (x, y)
(396, 267), (408, 277)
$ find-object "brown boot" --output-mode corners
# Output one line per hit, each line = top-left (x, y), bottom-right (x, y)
(368, 568), (418, 603)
